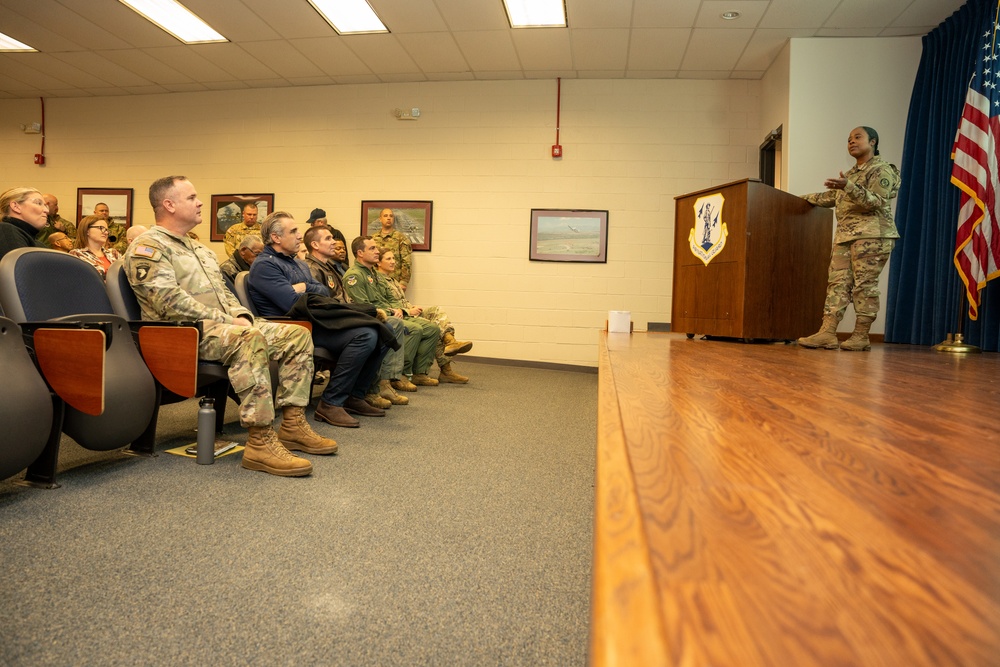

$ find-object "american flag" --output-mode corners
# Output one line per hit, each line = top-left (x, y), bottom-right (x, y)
(953, 0), (1000, 320)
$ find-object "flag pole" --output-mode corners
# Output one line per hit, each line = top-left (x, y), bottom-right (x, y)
(933, 287), (982, 353)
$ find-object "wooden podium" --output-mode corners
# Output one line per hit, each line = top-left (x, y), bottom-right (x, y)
(671, 179), (833, 341)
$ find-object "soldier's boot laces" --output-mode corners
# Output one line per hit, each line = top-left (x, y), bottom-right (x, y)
(437, 362), (469, 384)
(797, 315), (841, 349)
(380, 379), (409, 405)
(277, 406), (338, 455)
(840, 316), (875, 352)
(242, 425), (313, 476)
(411, 373), (439, 387)
(365, 392), (392, 410)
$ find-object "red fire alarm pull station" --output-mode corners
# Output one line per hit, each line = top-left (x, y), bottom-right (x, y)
(551, 145), (562, 158)
(34, 154), (45, 165)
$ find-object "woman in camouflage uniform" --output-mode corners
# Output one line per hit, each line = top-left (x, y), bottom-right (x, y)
(798, 126), (901, 352)
(377, 249), (473, 383)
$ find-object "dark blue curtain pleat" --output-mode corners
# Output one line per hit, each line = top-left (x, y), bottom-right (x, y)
(886, 0), (1000, 351)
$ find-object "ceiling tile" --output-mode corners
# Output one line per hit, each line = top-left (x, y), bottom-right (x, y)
(681, 28), (753, 71)
(431, 0), (509, 31)
(571, 29), (629, 71)
(758, 0), (836, 29)
(569, 0), (633, 28)
(142, 46), (240, 82)
(396, 33), (470, 74)
(239, 40), (327, 79)
(341, 34), (421, 75)
(631, 0), (701, 27)
(627, 29), (690, 71)
(736, 28), (814, 70)
(453, 31), (520, 71)
(237, 0), (331, 39)
(823, 0), (912, 30)
(371, 0), (450, 33)
(195, 43), (280, 79)
(890, 0), (965, 28)
(96, 49), (195, 86)
(183, 0), (282, 41)
(511, 29), (573, 71)
(290, 37), (374, 77)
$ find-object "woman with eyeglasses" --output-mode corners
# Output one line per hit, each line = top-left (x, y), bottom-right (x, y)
(70, 214), (122, 280)
(0, 186), (47, 262)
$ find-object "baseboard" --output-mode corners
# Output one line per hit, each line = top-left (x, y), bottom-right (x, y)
(647, 322), (671, 332)
(459, 356), (598, 374)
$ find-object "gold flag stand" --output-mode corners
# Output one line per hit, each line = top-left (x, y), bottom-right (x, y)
(934, 290), (982, 354)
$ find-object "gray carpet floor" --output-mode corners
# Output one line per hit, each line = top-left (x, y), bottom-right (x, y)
(0, 360), (597, 666)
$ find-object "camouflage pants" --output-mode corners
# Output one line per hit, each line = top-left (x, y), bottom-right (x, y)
(421, 305), (456, 367)
(824, 238), (895, 321)
(200, 320), (314, 427)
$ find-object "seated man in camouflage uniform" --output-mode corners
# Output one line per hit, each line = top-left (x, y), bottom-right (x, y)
(344, 236), (440, 392)
(37, 193), (76, 244)
(126, 175), (336, 477)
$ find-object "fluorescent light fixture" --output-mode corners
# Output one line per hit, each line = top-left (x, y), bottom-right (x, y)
(308, 0), (389, 35)
(118, 0), (227, 44)
(503, 0), (567, 28)
(0, 31), (37, 52)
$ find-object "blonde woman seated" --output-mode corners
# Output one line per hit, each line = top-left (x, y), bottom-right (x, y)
(376, 249), (473, 384)
(70, 215), (121, 280)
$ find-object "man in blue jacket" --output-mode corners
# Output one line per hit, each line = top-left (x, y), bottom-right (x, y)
(247, 211), (389, 429)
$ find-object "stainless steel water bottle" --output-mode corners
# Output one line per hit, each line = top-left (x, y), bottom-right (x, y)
(197, 397), (215, 465)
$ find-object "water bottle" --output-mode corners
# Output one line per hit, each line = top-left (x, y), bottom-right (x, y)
(196, 397), (216, 465)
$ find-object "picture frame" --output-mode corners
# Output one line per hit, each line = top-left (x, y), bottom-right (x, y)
(529, 209), (609, 263)
(210, 194), (274, 242)
(76, 188), (133, 230)
(362, 200), (433, 251)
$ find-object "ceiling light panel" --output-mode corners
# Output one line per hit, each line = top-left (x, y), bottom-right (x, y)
(503, 0), (567, 28)
(0, 31), (37, 52)
(118, 0), (227, 44)
(308, 0), (389, 34)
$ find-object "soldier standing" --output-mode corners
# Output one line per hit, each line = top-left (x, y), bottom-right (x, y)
(223, 202), (262, 257)
(798, 126), (901, 352)
(126, 176), (337, 476)
(371, 208), (413, 290)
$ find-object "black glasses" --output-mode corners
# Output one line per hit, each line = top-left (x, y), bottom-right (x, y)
(91, 226), (109, 233)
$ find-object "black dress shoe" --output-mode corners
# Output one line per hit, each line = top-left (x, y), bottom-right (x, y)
(344, 396), (386, 417)
(314, 401), (360, 428)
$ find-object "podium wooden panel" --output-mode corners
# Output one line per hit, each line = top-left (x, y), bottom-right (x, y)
(671, 179), (833, 340)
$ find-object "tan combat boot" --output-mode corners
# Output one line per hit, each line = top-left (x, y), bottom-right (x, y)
(380, 378), (409, 405)
(437, 362), (469, 384)
(797, 315), (841, 349)
(411, 373), (439, 386)
(365, 392), (392, 410)
(277, 406), (338, 455)
(840, 316), (875, 352)
(443, 331), (473, 356)
(242, 425), (313, 476)
(391, 377), (418, 392)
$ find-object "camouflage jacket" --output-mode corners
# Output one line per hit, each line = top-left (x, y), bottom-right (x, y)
(125, 225), (251, 325)
(372, 228), (412, 287)
(36, 215), (77, 243)
(343, 262), (402, 311)
(802, 156), (901, 244)
(224, 223), (263, 257)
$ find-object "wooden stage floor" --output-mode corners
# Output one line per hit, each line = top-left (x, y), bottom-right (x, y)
(591, 332), (999, 667)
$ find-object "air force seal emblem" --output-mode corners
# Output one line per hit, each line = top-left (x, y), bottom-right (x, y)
(688, 193), (728, 266)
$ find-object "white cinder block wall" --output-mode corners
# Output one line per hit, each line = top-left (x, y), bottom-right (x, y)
(1, 78), (761, 366)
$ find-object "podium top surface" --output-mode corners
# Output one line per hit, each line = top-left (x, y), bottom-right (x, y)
(674, 177), (763, 201)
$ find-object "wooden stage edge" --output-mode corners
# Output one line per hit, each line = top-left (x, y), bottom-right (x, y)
(590, 331), (1000, 667)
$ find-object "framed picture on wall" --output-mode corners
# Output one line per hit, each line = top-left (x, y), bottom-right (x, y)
(76, 188), (133, 230)
(210, 194), (274, 242)
(529, 209), (609, 263)
(361, 200), (433, 251)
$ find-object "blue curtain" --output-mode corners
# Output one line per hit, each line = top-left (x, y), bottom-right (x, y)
(886, 0), (1000, 351)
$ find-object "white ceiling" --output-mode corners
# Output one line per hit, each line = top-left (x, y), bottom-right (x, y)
(0, 0), (965, 99)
